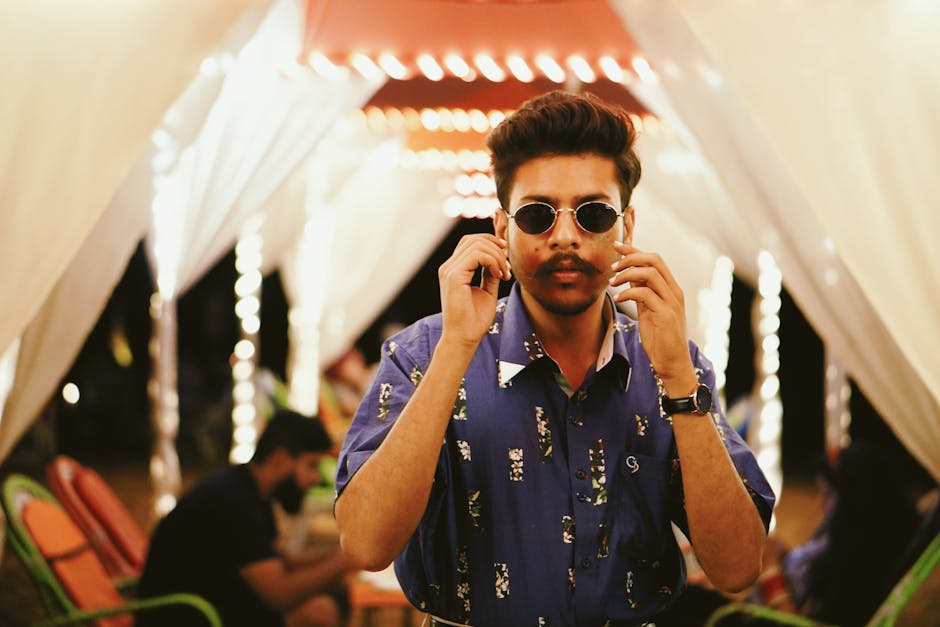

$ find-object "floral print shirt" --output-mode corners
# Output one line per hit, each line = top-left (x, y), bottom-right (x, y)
(336, 284), (775, 626)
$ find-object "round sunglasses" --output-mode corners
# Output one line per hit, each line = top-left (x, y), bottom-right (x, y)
(506, 201), (624, 235)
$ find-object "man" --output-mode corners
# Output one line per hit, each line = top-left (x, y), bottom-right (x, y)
(139, 409), (355, 627)
(335, 91), (775, 626)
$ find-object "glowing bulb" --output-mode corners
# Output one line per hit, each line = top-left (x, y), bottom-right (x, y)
(599, 56), (624, 82)
(62, 383), (80, 404)
(535, 54), (566, 83)
(567, 55), (596, 83)
(307, 51), (347, 79)
(506, 55), (534, 82)
(631, 55), (657, 83)
(473, 53), (506, 82)
(420, 108), (440, 131)
(416, 54), (444, 81)
(443, 53), (473, 79)
(350, 53), (384, 82)
(378, 52), (408, 80)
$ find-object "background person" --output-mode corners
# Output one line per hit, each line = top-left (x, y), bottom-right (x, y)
(138, 409), (356, 627)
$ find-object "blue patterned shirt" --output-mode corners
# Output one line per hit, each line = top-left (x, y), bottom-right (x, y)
(336, 284), (775, 627)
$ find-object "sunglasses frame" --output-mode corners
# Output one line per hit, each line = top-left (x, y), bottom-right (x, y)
(505, 201), (624, 235)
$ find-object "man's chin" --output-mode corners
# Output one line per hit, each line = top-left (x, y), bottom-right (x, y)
(532, 291), (600, 317)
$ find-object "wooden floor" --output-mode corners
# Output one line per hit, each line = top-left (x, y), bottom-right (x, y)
(1, 462), (937, 627)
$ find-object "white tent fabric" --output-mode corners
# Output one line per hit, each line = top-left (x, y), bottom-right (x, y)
(144, 0), (383, 509)
(612, 0), (940, 481)
(0, 166), (151, 462)
(0, 0), (260, 363)
(0, 341), (19, 430)
(277, 133), (457, 412)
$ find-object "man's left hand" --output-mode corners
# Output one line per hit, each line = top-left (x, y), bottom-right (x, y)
(609, 241), (696, 391)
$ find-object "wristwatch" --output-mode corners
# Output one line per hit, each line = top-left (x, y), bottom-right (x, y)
(661, 382), (713, 416)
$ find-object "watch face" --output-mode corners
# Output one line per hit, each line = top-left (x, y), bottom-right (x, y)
(694, 384), (713, 414)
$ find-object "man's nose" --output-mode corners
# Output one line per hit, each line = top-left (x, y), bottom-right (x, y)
(548, 208), (580, 248)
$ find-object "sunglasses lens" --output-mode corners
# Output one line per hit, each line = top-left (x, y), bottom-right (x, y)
(514, 203), (556, 234)
(576, 202), (618, 233)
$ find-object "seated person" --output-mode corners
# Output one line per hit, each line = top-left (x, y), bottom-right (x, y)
(138, 409), (357, 627)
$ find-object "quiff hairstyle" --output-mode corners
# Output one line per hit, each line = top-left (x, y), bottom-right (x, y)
(485, 90), (642, 211)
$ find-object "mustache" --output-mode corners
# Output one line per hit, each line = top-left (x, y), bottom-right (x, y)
(534, 253), (601, 278)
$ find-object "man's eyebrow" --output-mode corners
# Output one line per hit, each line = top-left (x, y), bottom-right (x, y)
(518, 192), (612, 205)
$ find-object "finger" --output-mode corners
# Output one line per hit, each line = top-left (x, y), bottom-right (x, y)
(613, 285), (669, 313)
(612, 243), (683, 302)
(443, 246), (509, 287)
(609, 266), (677, 306)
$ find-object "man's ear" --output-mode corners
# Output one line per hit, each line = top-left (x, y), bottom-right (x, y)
(622, 205), (636, 243)
(493, 207), (508, 240)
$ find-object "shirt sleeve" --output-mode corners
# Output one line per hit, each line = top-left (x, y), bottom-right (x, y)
(335, 331), (429, 499)
(680, 343), (777, 533)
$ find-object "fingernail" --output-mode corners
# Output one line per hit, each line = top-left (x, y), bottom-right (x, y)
(615, 241), (624, 247)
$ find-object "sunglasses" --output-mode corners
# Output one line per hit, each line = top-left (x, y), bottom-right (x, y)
(506, 201), (623, 235)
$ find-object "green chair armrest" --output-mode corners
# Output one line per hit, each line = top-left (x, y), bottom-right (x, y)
(34, 592), (221, 627)
(705, 602), (834, 627)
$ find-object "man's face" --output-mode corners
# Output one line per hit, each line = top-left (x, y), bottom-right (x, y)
(495, 153), (634, 317)
(271, 451), (324, 515)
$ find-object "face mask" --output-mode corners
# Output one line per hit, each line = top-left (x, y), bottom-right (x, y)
(271, 475), (306, 515)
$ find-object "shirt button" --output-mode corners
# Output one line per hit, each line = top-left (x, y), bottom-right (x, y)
(575, 469), (587, 480)
(569, 415), (583, 426)
(580, 558), (592, 569)
(576, 491), (591, 503)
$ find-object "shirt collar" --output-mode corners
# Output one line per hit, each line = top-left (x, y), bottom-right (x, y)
(496, 284), (633, 390)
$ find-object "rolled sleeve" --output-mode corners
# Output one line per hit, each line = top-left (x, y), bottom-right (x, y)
(335, 333), (427, 499)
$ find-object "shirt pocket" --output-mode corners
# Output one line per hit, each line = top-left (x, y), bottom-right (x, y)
(609, 453), (675, 562)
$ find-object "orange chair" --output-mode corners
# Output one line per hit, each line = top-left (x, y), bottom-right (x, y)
(1, 474), (219, 626)
(349, 573), (414, 627)
(47, 455), (148, 585)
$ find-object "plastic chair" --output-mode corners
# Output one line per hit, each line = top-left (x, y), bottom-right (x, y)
(46, 455), (146, 587)
(704, 528), (940, 627)
(1, 473), (220, 627)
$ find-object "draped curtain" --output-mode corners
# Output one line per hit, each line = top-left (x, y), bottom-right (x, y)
(273, 130), (457, 411)
(0, 0), (262, 462)
(0, 0), (259, 364)
(143, 0), (382, 509)
(611, 0), (940, 481)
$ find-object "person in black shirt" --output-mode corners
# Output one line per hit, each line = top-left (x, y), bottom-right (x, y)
(139, 409), (355, 627)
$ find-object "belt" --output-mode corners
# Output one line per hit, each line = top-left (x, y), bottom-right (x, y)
(426, 617), (652, 627)
(426, 616), (474, 627)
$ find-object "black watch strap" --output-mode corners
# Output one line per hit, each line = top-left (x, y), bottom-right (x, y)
(661, 382), (713, 416)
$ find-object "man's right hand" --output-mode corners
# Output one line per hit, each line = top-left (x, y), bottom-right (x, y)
(437, 234), (511, 349)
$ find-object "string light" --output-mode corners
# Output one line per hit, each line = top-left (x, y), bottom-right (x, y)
(567, 55), (596, 83)
(307, 51), (633, 84)
(443, 53), (474, 80)
(349, 53), (385, 82)
(357, 107), (514, 133)
(416, 53), (445, 81)
(230, 214), (265, 464)
(506, 55), (535, 82)
(307, 51), (348, 80)
(377, 52), (408, 80)
(474, 53), (507, 82)
(701, 256), (734, 396)
(751, 250), (784, 528)
(599, 55), (624, 82)
(535, 54), (566, 83)
(824, 350), (852, 460)
(631, 55), (658, 84)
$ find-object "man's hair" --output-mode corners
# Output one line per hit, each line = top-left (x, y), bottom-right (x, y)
(251, 408), (332, 463)
(485, 90), (642, 210)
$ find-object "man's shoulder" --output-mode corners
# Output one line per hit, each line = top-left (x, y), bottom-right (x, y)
(382, 312), (444, 359)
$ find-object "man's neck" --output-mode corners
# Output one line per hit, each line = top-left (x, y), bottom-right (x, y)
(520, 290), (609, 389)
